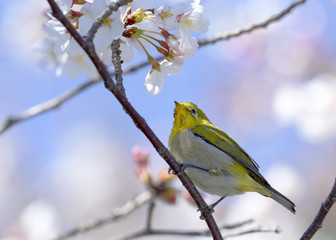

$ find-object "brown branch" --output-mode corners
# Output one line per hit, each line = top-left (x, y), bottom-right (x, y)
(198, 0), (306, 46)
(0, 0), (306, 135)
(300, 178), (336, 240)
(46, 0), (223, 239)
(51, 190), (154, 240)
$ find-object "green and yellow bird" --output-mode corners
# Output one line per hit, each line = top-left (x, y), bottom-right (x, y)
(169, 101), (295, 213)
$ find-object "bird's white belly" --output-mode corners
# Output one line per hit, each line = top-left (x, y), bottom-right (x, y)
(169, 129), (244, 197)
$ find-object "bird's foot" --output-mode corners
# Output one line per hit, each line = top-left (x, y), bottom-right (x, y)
(168, 164), (187, 176)
(197, 196), (225, 220)
(168, 163), (217, 176)
(197, 205), (215, 220)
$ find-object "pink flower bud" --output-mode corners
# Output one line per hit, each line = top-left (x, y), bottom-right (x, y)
(132, 146), (151, 183)
(132, 146), (149, 166)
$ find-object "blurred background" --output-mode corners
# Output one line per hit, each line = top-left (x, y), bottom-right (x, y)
(1, 0), (336, 239)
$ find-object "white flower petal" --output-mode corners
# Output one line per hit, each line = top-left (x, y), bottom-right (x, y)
(53, 34), (71, 55)
(188, 11), (209, 33)
(44, 20), (66, 37)
(90, 0), (107, 16)
(101, 48), (112, 66)
(144, 69), (165, 95)
(94, 26), (116, 51)
(176, 26), (198, 58)
(56, 53), (68, 77)
(67, 38), (84, 56)
(155, 5), (178, 30)
(80, 2), (94, 16)
(78, 15), (93, 34)
(120, 41), (134, 62)
(83, 55), (99, 78)
(63, 55), (82, 78)
(57, 0), (72, 14)
(171, 3), (190, 16)
(161, 60), (183, 75)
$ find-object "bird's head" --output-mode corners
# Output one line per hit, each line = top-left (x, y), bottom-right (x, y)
(171, 101), (212, 134)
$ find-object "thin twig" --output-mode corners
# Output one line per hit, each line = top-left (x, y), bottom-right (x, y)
(300, 178), (336, 240)
(0, 0), (306, 135)
(114, 218), (255, 240)
(198, 0), (306, 46)
(223, 225), (281, 239)
(51, 191), (154, 240)
(114, 224), (280, 240)
(220, 219), (254, 229)
(46, 1), (223, 239)
(111, 39), (126, 95)
(86, 0), (132, 44)
(145, 201), (155, 231)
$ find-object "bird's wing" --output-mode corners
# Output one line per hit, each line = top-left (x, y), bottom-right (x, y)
(191, 125), (267, 181)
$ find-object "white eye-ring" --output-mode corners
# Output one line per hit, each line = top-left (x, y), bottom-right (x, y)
(191, 108), (198, 117)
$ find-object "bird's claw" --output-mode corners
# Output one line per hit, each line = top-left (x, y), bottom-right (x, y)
(197, 205), (215, 220)
(168, 164), (186, 176)
(197, 196), (225, 220)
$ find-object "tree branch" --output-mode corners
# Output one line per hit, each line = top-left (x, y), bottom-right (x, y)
(114, 221), (280, 240)
(145, 200), (155, 231)
(111, 39), (126, 95)
(223, 225), (281, 239)
(0, 0), (306, 135)
(46, 0), (223, 239)
(0, 60), (151, 135)
(0, 79), (99, 135)
(220, 219), (254, 229)
(198, 0), (306, 46)
(300, 178), (336, 240)
(51, 191), (154, 240)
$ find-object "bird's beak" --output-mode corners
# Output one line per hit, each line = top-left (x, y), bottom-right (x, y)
(174, 101), (182, 112)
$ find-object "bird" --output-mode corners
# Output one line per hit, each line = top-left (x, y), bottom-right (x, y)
(168, 101), (295, 214)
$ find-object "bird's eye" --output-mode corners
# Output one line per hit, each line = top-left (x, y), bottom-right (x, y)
(191, 108), (198, 117)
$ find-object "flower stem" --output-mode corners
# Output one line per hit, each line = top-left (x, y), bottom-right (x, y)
(141, 36), (169, 57)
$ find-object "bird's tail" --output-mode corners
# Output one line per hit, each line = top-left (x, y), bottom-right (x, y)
(263, 186), (296, 214)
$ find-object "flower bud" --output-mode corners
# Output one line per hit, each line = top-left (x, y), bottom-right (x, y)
(122, 27), (143, 39)
(159, 188), (177, 204)
(72, 0), (86, 5)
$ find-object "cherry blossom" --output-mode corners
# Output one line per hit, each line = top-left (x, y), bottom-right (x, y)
(79, 0), (124, 52)
(35, 0), (209, 95)
(175, 0), (209, 57)
(144, 60), (183, 95)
